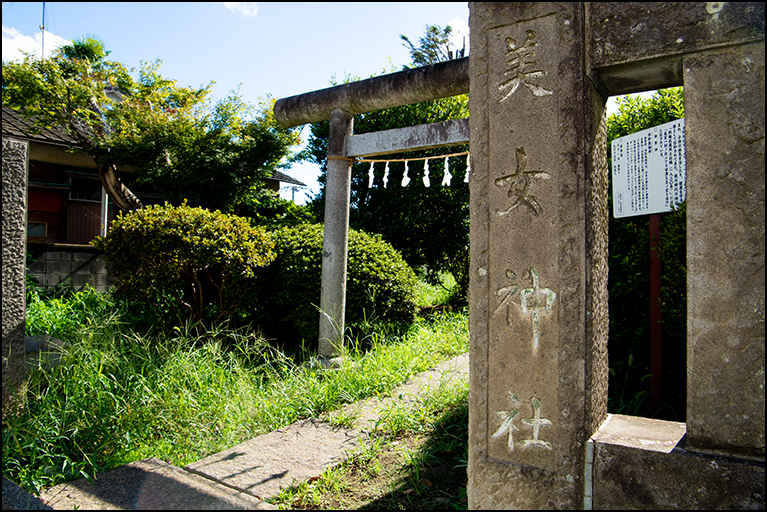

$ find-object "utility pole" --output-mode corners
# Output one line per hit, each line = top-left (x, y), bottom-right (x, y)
(290, 185), (301, 202)
(40, 2), (45, 59)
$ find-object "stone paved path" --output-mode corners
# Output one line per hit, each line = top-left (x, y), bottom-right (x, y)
(33, 353), (469, 510)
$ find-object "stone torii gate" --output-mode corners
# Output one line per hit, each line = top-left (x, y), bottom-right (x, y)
(276, 2), (764, 509)
(275, 58), (470, 362)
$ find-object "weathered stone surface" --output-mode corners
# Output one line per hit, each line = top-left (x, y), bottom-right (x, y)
(590, 414), (686, 454)
(685, 43), (766, 458)
(3, 137), (28, 406)
(39, 457), (274, 510)
(3, 476), (52, 510)
(468, 2), (608, 508)
(587, 2), (765, 95)
(274, 58), (469, 127)
(345, 118), (469, 158)
(186, 419), (362, 500)
(593, 433), (765, 510)
(318, 108), (354, 357)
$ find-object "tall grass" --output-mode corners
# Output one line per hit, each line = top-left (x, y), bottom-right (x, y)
(413, 271), (459, 308)
(3, 278), (468, 495)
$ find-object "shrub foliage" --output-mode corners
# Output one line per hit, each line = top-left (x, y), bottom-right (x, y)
(256, 224), (418, 346)
(93, 202), (274, 325)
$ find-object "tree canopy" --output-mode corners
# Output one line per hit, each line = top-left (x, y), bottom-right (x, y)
(306, 24), (470, 296)
(399, 25), (465, 67)
(2, 36), (301, 213)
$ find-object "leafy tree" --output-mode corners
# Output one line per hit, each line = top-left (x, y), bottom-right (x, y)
(400, 25), (465, 67)
(307, 25), (470, 297)
(58, 34), (110, 64)
(2, 36), (301, 213)
(606, 87), (686, 420)
(238, 188), (314, 228)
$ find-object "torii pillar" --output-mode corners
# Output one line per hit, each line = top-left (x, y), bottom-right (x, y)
(318, 108), (354, 360)
(275, 59), (470, 362)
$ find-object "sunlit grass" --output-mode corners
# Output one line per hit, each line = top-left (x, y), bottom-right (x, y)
(413, 272), (459, 308)
(4, 277), (468, 496)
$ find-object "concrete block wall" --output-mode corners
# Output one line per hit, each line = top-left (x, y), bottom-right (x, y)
(27, 244), (115, 293)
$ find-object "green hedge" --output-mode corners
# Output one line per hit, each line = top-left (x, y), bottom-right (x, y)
(93, 202), (274, 326)
(255, 224), (418, 347)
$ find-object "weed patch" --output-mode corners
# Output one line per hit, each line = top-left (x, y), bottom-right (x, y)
(4, 278), (467, 498)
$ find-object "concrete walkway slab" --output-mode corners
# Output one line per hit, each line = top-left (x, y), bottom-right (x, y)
(38, 457), (274, 510)
(186, 418), (363, 500)
(186, 352), (470, 500)
(3, 476), (52, 510)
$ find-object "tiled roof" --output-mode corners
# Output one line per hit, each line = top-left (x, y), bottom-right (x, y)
(3, 104), (307, 186)
(2, 105), (82, 147)
(268, 169), (306, 187)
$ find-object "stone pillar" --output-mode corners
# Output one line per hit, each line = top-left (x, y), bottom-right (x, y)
(468, 3), (609, 508)
(318, 108), (354, 360)
(684, 43), (765, 458)
(2, 138), (29, 405)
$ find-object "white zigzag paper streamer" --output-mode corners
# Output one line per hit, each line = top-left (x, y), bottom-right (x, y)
(442, 156), (452, 186)
(402, 160), (410, 187)
(368, 161), (375, 188)
(464, 154), (470, 183)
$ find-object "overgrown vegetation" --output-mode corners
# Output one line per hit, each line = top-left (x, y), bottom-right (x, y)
(5, 23), (690, 508)
(256, 223), (419, 350)
(4, 273), (467, 499)
(92, 202), (275, 327)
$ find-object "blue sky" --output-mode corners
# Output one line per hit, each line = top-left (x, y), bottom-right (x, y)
(3, 2), (647, 204)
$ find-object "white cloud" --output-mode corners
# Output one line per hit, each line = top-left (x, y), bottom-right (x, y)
(2, 26), (70, 62)
(447, 17), (470, 56)
(223, 2), (259, 17)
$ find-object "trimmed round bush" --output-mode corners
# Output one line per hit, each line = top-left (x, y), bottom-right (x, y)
(92, 202), (275, 325)
(257, 223), (417, 346)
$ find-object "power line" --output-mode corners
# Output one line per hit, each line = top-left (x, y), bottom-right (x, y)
(71, 2), (123, 63)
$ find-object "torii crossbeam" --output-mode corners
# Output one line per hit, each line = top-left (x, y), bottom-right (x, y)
(274, 57), (470, 362)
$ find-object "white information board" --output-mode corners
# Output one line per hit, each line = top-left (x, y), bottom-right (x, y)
(611, 118), (686, 218)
